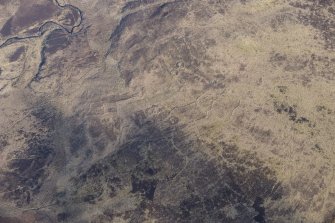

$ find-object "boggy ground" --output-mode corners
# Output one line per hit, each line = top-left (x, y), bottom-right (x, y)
(0, 0), (335, 222)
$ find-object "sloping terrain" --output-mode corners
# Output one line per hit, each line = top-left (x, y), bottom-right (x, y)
(0, 0), (335, 222)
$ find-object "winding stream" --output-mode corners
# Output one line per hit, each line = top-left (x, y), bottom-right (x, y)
(0, 0), (84, 91)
